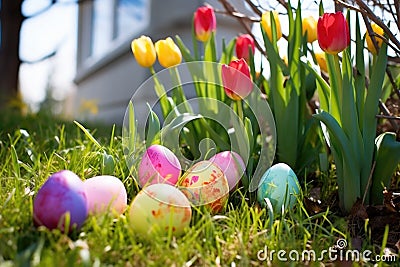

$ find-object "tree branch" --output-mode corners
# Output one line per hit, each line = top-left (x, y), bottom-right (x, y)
(217, 0), (266, 55)
(21, 50), (57, 64)
(23, 0), (91, 19)
(23, 0), (57, 20)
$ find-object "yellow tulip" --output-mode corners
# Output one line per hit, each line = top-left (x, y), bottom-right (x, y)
(131, 35), (156, 68)
(155, 37), (182, 68)
(365, 23), (385, 55)
(302, 16), (317, 43)
(261, 11), (282, 41)
(314, 52), (328, 73)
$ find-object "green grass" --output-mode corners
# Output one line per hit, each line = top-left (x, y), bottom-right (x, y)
(0, 110), (386, 266)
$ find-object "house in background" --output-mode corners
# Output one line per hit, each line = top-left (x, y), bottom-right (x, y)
(73, 0), (250, 125)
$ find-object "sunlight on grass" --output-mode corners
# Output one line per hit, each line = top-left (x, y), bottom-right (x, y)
(0, 111), (383, 266)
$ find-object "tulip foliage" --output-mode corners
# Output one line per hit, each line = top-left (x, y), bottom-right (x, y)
(259, 6), (323, 172)
(307, 8), (400, 212)
(128, 1), (399, 212)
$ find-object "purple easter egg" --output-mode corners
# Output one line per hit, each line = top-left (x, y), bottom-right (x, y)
(33, 170), (88, 232)
(138, 144), (181, 187)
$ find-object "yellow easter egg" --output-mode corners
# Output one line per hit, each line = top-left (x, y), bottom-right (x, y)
(129, 184), (192, 237)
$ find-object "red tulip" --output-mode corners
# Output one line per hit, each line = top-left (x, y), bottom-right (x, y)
(221, 58), (253, 100)
(317, 12), (350, 54)
(235, 34), (255, 62)
(194, 6), (216, 42)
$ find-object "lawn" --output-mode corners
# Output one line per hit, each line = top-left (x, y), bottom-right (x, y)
(1, 109), (396, 266)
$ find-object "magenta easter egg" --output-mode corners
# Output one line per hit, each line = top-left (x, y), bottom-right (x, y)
(138, 144), (181, 187)
(129, 184), (192, 237)
(209, 151), (246, 191)
(83, 175), (127, 216)
(33, 170), (88, 232)
(179, 161), (229, 213)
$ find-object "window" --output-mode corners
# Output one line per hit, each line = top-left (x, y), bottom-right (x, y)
(90, 0), (149, 58)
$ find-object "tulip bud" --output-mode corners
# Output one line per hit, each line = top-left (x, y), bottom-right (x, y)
(317, 12), (350, 54)
(261, 11), (282, 41)
(221, 58), (253, 100)
(302, 16), (317, 43)
(235, 34), (255, 62)
(365, 23), (384, 55)
(194, 5), (217, 42)
(314, 52), (328, 73)
(131, 35), (156, 68)
(155, 37), (182, 68)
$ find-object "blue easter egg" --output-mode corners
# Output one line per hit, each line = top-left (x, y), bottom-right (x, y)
(257, 163), (301, 213)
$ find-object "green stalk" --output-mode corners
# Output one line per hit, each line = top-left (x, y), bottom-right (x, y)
(236, 100), (244, 121)
(260, 9), (299, 168)
(361, 43), (387, 202)
(341, 51), (363, 193)
(314, 111), (360, 212)
(354, 14), (365, 130)
(169, 66), (192, 114)
(325, 54), (343, 125)
(150, 66), (171, 118)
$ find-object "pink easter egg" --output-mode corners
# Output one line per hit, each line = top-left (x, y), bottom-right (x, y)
(83, 175), (127, 216)
(138, 144), (181, 187)
(209, 151), (246, 191)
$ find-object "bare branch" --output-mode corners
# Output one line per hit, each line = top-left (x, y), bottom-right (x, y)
(23, 0), (57, 19)
(214, 9), (259, 23)
(23, 0), (91, 19)
(354, 0), (400, 52)
(379, 100), (400, 132)
(376, 114), (400, 121)
(21, 50), (57, 64)
(243, 0), (262, 16)
(217, 0), (266, 55)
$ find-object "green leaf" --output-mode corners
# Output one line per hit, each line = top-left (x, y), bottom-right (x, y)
(204, 32), (217, 62)
(244, 117), (254, 154)
(102, 152), (115, 175)
(361, 42), (388, 198)
(220, 38), (236, 64)
(145, 103), (160, 147)
(169, 67), (193, 114)
(190, 17), (200, 61)
(325, 53), (342, 124)
(74, 120), (103, 150)
(302, 61), (330, 111)
(341, 50), (363, 176)
(371, 132), (400, 204)
(175, 35), (195, 62)
(313, 111), (360, 212)
(10, 145), (20, 179)
(354, 13), (366, 129)
(319, 1), (324, 16)
(260, 24), (289, 76)
(128, 101), (136, 152)
(150, 67), (171, 119)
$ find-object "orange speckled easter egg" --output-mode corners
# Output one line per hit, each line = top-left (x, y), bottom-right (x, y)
(179, 161), (229, 213)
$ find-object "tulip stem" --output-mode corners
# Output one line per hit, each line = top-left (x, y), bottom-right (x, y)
(333, 54), (343, 120)
(170, 67), (192, 114)
(149, 66), (170, 118)
(236, 100), (244, 121)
